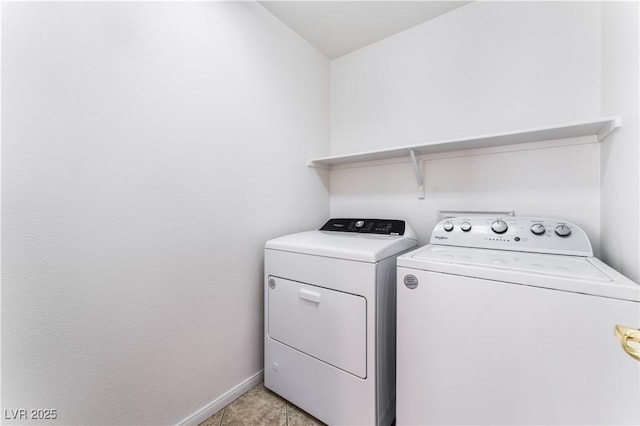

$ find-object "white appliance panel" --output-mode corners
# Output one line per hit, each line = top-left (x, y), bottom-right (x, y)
(430, 216), (593, 256)
(265, 249), (376, 296)
(267, 276), (367, 378)
(266, 339), (376, 426)
(265, 229), (417, 262)
(397, 267), (640, 425)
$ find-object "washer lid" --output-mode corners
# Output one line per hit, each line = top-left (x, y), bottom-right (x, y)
(409, 245), (609, 281)
(397, 245), (640, 301)
(265, 228), (418, 263)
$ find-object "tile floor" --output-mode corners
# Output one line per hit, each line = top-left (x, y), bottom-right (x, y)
(199, 382), (325, 426)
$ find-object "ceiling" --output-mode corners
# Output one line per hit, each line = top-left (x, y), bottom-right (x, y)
(259, 1), (471, 60)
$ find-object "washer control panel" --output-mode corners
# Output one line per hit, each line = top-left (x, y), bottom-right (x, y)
(320, 218), (406, 235)
(430, 216), (592, 256)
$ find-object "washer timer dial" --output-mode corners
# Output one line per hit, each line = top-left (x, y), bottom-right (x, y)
(443, 221), (454, 232)
(491, 220), (508, 234)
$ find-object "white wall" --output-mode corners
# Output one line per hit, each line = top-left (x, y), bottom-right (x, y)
(330, 2), (604, 253)
(331, 1), (601, 155)
(1, 3), (329, 425)
(600, 1), (640, 283)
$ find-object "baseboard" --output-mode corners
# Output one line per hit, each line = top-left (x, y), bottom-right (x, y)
(176, 370), (264, 426)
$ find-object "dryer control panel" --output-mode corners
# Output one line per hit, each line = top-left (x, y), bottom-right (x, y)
(320, 218), (406, 235)
(430, 216), (593, 256)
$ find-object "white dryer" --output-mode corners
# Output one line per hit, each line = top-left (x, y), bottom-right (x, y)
(396, 216), (640, 425)
(265, 218), (418, 426)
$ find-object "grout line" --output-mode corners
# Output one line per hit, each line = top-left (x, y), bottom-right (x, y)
(219, 407), (226, 426)
(284, 398), (291, 425)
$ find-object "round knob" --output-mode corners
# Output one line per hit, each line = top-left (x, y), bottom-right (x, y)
(555, 224), (571, 237)
(460, 221), (472, 232)
(530, 223), (546, 235)
(355, 220), (365, 228)
(443, 221), (454, 232)
(491, 220), (508, 234)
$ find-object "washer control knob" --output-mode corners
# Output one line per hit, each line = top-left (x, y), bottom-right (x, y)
(442, 221), (454, 232)
(530, 223), (546, 235)
(460, 221), (472, 232)
(491, 220), (508, 234)
(355, 220), (365, 228)
(555, 224), (572, 237)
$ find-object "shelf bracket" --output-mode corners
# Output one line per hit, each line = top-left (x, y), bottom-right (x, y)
(409, 149), (425, 199)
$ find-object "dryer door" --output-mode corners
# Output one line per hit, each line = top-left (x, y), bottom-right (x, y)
(267, 276), (367, 378)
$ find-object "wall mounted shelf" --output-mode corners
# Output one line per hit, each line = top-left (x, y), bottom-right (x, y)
(307, 116), (621, 169)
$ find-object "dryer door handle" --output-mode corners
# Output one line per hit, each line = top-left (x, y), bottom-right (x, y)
(299, 288), (321, 303)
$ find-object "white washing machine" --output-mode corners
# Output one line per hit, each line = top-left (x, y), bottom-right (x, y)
(397, 216), (640, 425)
(265, 218), (418, 426)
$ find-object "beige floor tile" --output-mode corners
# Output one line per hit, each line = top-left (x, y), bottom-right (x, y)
(286, 402), (326, 426)
(221, 383), (287, 426)
(198, 382), (329, 426)
(199, 408), (224, 426)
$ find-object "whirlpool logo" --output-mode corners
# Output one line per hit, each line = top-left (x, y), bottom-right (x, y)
(434, 235), (448, 240)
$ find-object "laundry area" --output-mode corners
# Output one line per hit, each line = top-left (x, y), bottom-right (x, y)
(2, 1), (639, 425)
